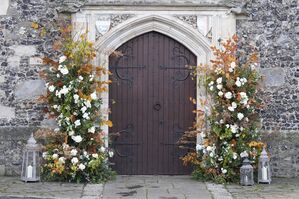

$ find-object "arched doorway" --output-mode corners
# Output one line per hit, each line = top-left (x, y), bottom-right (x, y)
(109, 31), (196, 175)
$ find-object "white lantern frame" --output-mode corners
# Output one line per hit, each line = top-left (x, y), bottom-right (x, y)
(258, 147), (271, 184)
(240, 158), (254, 186)
(21, 133), (41, 182)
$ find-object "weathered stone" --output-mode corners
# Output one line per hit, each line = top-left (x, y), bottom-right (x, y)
(0, 105), (15, 120)
(261, 68), (285, 87)
(15, 80), (46, 100)
(7, 56), (20, 68)
(0, 0), (9, 15)
(29, 57), (43, 66)
(0, 164), (5, 176)
(11, 45), (37, 57)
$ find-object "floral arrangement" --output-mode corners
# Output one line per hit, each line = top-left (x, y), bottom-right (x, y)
(39, 29), (115, 183)
(179, 35), (264, 183)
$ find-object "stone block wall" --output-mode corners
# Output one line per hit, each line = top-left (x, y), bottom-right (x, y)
(0, 0), (298, 177)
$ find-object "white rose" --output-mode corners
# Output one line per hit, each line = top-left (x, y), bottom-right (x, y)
(68, 130), (74, 136)
(85, 100), (91, 108)
(59, 55), (67, 63)
(88, 126), (95, 133)
(74, 120), (81, 127)
(78, 163), (86, 171)
(90, 91), (97, 100)
(216, 84), (223, 90)
(71, 157), (79, 164)
(225, 92), (233, 99)
(209, 86), (214, 91)
(218, 91), (224, 97)
(230, 62), (236, 68)
(108, 151), (114, 157)
(206, 146), (213, 151)
(230, 124), (238, 134)
(83, 112), (90, 120)
(60, 86), (69, 95)
(52, 154), (58, 159)
(48, 85), (55, 92)
(237, 113), (244, 120)
(92, 153), (99, 159)
(59, 65), (69, 75)
(209, 152), (214, 157)
(229, 67), (234, 73)
(72, 135), (83, 143)
(228, 106), (235, 112)
(221, 168), (227, 174)
(58, 157), (65, 164)
(216, 77), (222, 84)
(73, 94), (79, 103)
(71, 149), (77, 156)
(78, 76), (83, 81)
(235, 80), (241, 87)
(208, 81), (214, 86)
(232, 102), (237, 109)
(233, 153), (238, 160)
(99, 146), (106, 153)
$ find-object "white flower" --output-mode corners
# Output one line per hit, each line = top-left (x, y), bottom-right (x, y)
(85, 100), (91, 108)
(78, 76), (83, 81)
(81, 106), (87, 113)
(216, 77), (222, 84)
(90, 91), (97, 100)
(60, 86), (69, 95)
(209, 152), (214, 157)
(83, 151), (89, 157)
(74, 120), (81, 127)
(48, 85), (55, 92)
(99, 146), (106, 153)
(228, 102), (237, 112)
(221, 168), (227, 174)
(250, 63), (257, 70)
(237, 113), (244, 120)
(68, 130), (74, 136)
(233, 153), (238, 160)
(73, 94), (79, 103)
(232, 102), (237, 109)
(58, 65), (69, 75)
(240, 151), (249, 158)
(241, 77), (247, 83)
(225, 92), (233, 99)
(42, 152), (48, 159)
(216, 84), (223, 90)
(226, 124), (230, 128)
(228, 106), (235, 112)
(71, 157), (79, 164)
(208, 81), (214, 86)
(218, 91), (224, 97)
(78, 163), (86, 171)
(235, 80), (241, 87)
(57, 74), (60, 78)
(196, 144), (203, 151)
(239, 92), (249, 105)
(230, 124), (238, 134)
(92, 153), (98, 159)
(52, 154), (58, 159)
(108, 151), (114, 157)
(58, 157), (65, 164)
(88, 126), (95, 133)
(71, 149), (77, 156)
(72, 135), (83, 143)
(220, 119), (224, 124)
(59, 56), (67, 63)
(229, 67), (234, 72)
(206, 146), (213, 151)
(230, 62), (236, 68)
(83, 112), (90, 120)
(209, 86), (214, 91)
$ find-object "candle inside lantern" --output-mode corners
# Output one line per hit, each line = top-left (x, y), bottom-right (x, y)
(245, 175), (248, 182)
(27, 165), (33, 178)
(262, 166), (268, 181)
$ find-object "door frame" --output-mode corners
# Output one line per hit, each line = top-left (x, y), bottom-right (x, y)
(72, 12), (236, 147)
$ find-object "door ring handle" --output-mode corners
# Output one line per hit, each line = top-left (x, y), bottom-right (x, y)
(153, 103), (161, 111)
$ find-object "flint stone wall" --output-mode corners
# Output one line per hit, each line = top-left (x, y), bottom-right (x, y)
(0, 0), (298, 177)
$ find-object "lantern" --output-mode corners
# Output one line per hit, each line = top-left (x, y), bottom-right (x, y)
(240, 158), (254, 186)
(21, 133), (41, 182)
(258, 147), (271, 184)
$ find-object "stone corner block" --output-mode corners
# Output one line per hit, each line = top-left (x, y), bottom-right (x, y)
(11, 45), (37, 57)
(0, 104), (15, 119)
(15, 79), (46, 100)
(260, 68), (285, 87)
(0, 0), (9, 15)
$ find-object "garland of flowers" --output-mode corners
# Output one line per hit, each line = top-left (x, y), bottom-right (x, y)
(179, 35), (264, 183)
(39, 31), (115, 183)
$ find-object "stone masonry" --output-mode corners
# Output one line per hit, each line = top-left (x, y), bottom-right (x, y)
(0, 0), (298, 177)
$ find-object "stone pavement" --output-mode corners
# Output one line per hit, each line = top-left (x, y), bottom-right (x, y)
(1, 176), (299, 199)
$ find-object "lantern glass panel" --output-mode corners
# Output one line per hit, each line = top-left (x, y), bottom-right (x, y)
(240, 158), (254, 186)
(258, 148), (271, 184)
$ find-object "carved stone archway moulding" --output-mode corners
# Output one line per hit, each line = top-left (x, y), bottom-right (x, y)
(71, 6), (237, 146)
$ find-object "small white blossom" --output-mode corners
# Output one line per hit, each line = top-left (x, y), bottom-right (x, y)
(90, 91), (97, 100)
(206, 146), (213, 151)
(73, 94), (79, 103)
(60, 86), (69, 95)
(72, 135), (83, 143)
(220, 119), (224, 124)
(68, 130), (74, 136)
(48, 85), (55, 92)
(216, 84), (223, 90)
(196, 144), (203, 151)
(92, 153), (98, 159)
(233, 153), (238, 160)
(59, 56), (67, 63)
(209, 152), (214, 157)
(208, 81), (214, 86)
(232, 102), (237, 109)
(78, 76), (84, 81)
(71, 149), (78, 156)
(108, 151), (114, 157)
(230, 124), (238, 134)
(209, 86), (214, 91)
(58, 157), (65, 164)
(88, 126), (95, 133)
(83, 112), (90, 120)
(216, 77), (222, 84)
(228, 106), (235, 112)
(57, 74), (60, 78)
(230, 62), (236, 68)
(71, 157), (79, 164)
(218, 91), (224, 97)
(235, 79), (242, 87)
(85, 100), (91, 108)
(225, 92), (233, 99)
(52, 154), (58, 159)
(221, 168), (227, 174)
(99, 146), (106, 153)
(78, 163), (86, 171)
(74, 120), (81, 127)
(237, 113), (244, 120)
(42, 152), (48, 159)
(81, 106), (87, 113)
